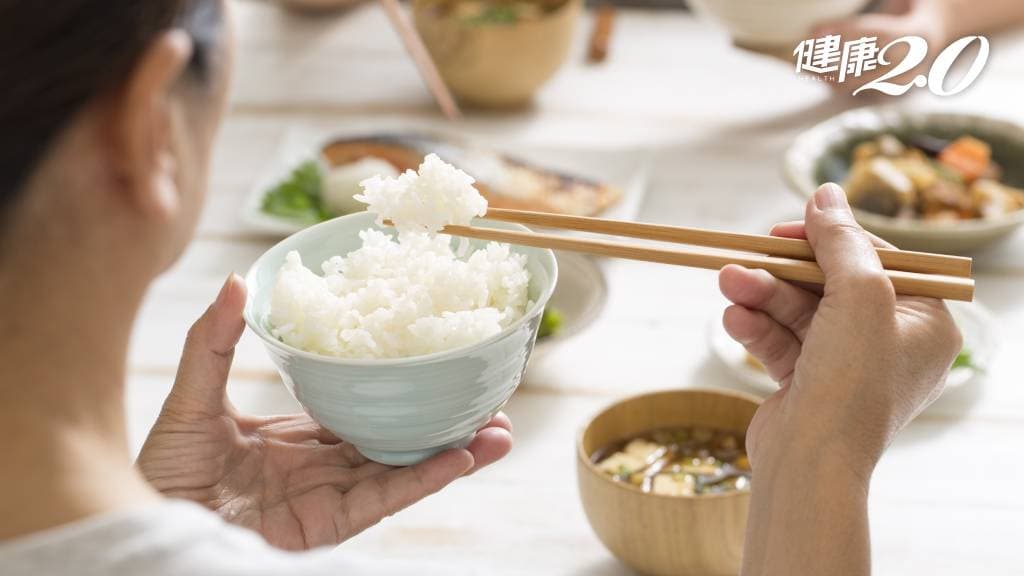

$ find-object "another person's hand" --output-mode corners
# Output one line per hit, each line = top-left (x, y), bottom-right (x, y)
(137, 275), (513, 551)
(812, 0), (951, 95)
(719, 183), (961, 478)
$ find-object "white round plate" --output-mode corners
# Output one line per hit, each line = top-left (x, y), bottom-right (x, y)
(708, 300), (998, 395)
(531, 251), (607, 358)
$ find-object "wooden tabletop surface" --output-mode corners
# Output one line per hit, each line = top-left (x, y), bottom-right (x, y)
(125, 2), (1024, 574)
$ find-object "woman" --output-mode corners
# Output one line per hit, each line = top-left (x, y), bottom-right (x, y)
(0, 1), (960, 575)
(0, 2), (511, 573)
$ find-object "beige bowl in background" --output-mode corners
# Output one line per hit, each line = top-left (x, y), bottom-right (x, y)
(277, 0), (364, 12)
(688, 0), (870, 50)
(577, 389), (760, 576)
(412, 0), (581, 107)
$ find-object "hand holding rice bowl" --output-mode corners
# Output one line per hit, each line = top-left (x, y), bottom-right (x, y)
(245, 154), (557, 465)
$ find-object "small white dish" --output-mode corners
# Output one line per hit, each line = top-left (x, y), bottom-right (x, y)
(709, 300), (998, 396)
(531, 251), (607, 358)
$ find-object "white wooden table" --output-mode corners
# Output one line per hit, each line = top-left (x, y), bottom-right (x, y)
(126, 2), (1024, 574)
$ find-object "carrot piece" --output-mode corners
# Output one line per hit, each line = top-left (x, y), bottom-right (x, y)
(939, 136), (992, 182)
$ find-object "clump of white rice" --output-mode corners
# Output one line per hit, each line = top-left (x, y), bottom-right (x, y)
(356, 153), (488, 234)
(269, 154), (531, 359)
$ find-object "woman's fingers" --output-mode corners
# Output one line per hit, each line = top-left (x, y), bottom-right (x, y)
(805, 184), (896, 312)
(330, 412), (514, 535)
(719, 265), (819, 341)
(770, 216), (899, 297)
(765, 221), (826, 295)
(464, 426), (513, 476)
(483, 412), (513, 434)
(336, 449), (474, 537)
(723, 305), (801, 385)
(165, 274), (247, 421)
(769, 220), (808, 239)
(771, 220), (897, 249)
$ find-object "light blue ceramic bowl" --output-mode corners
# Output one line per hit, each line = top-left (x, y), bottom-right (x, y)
(243, 212), (557, 465)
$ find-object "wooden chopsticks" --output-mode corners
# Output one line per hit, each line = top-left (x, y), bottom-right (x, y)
(379, 0), (462, 121)
(483, 208), (972, 278)
(423, 208), (975, 302)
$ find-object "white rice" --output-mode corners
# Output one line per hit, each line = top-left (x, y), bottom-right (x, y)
(269, 154), (531, 359)
(356, 153), (488, 234)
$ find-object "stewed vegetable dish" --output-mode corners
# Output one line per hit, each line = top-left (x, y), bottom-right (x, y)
(843, 134), (1024, 221)
(592, 427), (751, 496)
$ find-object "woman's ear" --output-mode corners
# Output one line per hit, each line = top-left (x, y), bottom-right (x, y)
(111, 29), (193, 220)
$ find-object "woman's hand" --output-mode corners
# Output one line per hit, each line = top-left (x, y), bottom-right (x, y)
(721, 183), (961, 474)
(137, 275), (513, 551)
(721, 184), (961, 575)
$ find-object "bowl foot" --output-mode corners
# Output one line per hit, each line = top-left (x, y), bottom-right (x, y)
(355, 434), (475, 466)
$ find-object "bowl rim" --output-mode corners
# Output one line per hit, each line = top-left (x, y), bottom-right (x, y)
(576, 388), (762, 501)
(782, 106), (1024, 233)
(242, 211), (559, 367)
(411, 0), (582, 23)
(534, 252), (608, 350)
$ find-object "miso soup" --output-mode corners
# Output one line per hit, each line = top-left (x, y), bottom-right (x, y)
(592, 427), (751, 496)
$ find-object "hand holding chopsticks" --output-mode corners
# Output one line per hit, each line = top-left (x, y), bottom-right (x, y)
(407, 207), (975, 302)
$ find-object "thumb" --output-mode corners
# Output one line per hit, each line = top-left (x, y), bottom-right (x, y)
(164, 273), (247, 420)
(805, 184), (896, 307)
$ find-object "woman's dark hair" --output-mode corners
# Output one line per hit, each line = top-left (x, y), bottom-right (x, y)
(0, 0), (221, 211)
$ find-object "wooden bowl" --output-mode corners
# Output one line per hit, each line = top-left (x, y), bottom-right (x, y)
(277, 0), (364, 12)
(412, 0), (581, 108)
(577, 389), (761, 576)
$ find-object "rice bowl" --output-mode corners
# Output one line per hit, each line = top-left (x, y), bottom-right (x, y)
(243, 154), (557, 464)
(244, 212), (556, 464)
(268, 153), (535, 361)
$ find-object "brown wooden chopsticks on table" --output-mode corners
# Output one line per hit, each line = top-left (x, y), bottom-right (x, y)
(419, 208), (976, 302)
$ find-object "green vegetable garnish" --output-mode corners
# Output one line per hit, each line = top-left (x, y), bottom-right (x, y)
(931, 159), (965, 185)
(952, 349), (979, 371)
(261, 160), (329, 224)
(463, 5), (519, 26)
(538, 307), (564, 339)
